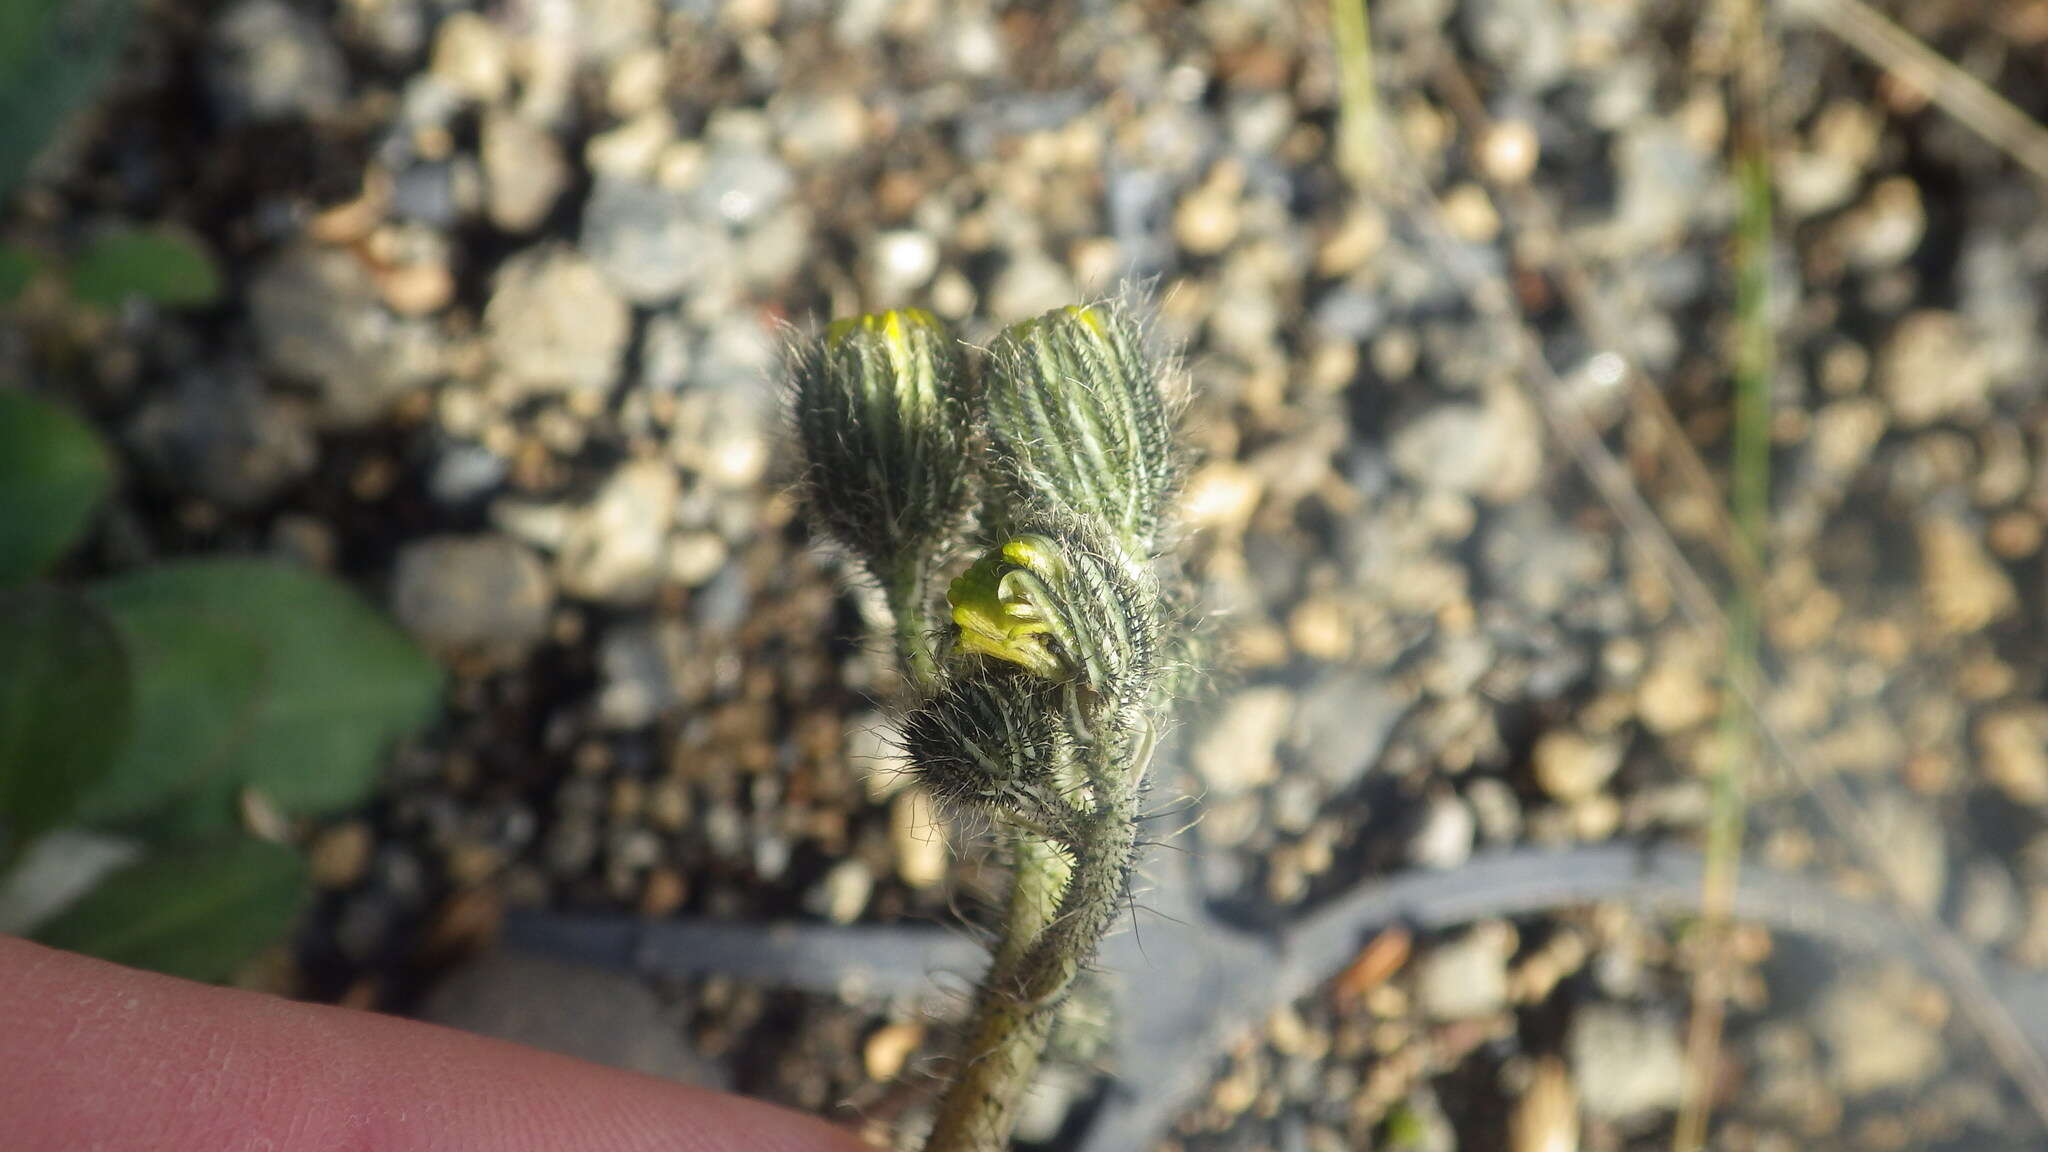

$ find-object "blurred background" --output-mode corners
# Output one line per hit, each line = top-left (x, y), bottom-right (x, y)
(4, 0), (2048, 1149)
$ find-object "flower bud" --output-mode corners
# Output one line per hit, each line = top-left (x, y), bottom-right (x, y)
(903, 668), (1078, 835)
(791, 309), (974, 579)
(946, 515), (1162, 713)
(984, 303), (1178, 552)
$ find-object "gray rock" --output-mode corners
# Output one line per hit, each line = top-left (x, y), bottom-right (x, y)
(1815, 969), (1943, 1094)
(580, 177), (731, 304)
(1568, 1004), (1685, 1121)
(484, 246), (631, 402)
(126, 363), (315, 507)
(1194, 688), (1294, 797)
(1408, 792), (1474, 871)
(595, 620), (679, 729)
(391, 535), (554, 668)
(482, 112), (570, 233)
(428, 444), (509, 504)
(422, 951), (725, 1086)
(693, 148), (793, 229)
(1287, 672), (1408, 794)
(1390, 384), (1543, 503)
(247, 244), (443, 428)
(1605, 123), (1719, 252)
(1532, 730), (1625, 803)
(1462, 0), (1568, 91)
(207, 0), (346, 124)
(390, 162), (459, 227)
(1956, 859), (2020, 948)
(558, 460), (678, 604)
(1415, 922), (1512, 1021)
(1865, 789), (1946, 914)
(1881, 310), (1991, 428)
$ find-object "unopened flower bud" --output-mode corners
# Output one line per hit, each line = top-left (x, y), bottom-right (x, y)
(791, 309), (974, 580)
(947, 516), (1162, 713)
(984, 303), (1178, 552)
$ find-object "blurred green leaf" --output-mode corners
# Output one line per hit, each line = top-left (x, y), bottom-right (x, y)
(71, 591), (267, 833)
(0, 585), (131, 855)
(33, 836), (306, 983)
(82, 559), (440, 835)
(0, 390), (113, 584)
(68, 228), (221, 310)
(0, 245), (39, 303)
(0, 0), (136, 201)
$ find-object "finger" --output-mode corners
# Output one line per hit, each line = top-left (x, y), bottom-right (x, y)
(0, 935), (874, 1152)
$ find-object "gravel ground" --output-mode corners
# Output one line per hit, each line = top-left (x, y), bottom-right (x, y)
(9, 0), (2048, 1149)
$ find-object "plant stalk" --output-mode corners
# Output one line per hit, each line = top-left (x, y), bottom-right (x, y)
(923, 748), (1139, 1151)
(890, 555), (939, 693)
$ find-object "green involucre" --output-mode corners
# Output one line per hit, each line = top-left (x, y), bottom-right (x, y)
(792, 308), (976, 580)
(984, 303), (1178, 553)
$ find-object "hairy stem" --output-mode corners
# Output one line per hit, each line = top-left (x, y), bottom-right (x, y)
(925, 746), (1138, 1152)
(890, 555), (939, 693)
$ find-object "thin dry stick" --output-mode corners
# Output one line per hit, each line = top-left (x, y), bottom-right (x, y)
(1384, 54), (2048, 1133)
(1783, 0), (2048, 184)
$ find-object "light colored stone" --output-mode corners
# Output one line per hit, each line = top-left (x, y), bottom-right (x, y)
(580, 177), (730, 304)
(429, 12), (510, 104)
(1409, 792), (1474, 870)
(485, 247), (630, 401)
(812, 859), (873, 925)
(1568, 1004), (1685, 1120)
(1636, 655), (1717, 735)
(863, 1021), (924, 1082)
(207, 0), (346, 124)
(1390, 383), (1542, 503)
(1478, 120), (1541, 185)
(1865, 790), (1945, 914)
(247, 244), (442, 427)
(482, 112), (570, 233)
(1194, 688), (1295, 797)
(392, 534), (554, 667)
(1918, 515), (2015, 636)
(1816, 968), (1943, 1094)
(423, 952), (721, 1086)
(891, 787), (948, 890)
(1416, 921), (1513, 1021)
(1533, 730), (1625, 802)
(558, 460), (678, 604)
(1881, 311), (1991, 428)
(1978, 706), (2048, 807)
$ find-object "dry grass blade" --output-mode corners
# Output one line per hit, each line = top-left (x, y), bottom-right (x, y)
(1783, 0), (2048, 183)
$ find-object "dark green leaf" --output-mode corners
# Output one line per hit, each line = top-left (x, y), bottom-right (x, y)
(71, 593), (267, 832)
(83, 559), (440, 834)
(0, 245), (39, 303)
(0, 0), (135, 202)
(69, 228), (221, 310)
(0, 390), (113, 583)
(0, 586), (131, 854)
(34, 836), (307, 983)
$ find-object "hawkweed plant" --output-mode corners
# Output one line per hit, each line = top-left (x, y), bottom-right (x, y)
(790, 301), (1190, 1151)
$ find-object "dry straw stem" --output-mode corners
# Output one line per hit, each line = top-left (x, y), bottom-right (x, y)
(1379, 41), (2048, 1133)
(1782, 0), (2048, 185)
